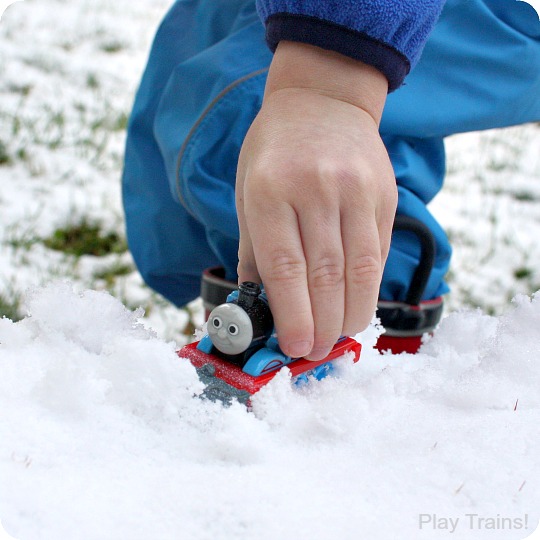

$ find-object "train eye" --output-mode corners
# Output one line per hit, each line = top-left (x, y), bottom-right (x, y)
(228, 323), (239, 336)
(212, 317), (222, 329)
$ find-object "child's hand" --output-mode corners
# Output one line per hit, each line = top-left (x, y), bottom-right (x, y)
(236, 42), (397, 360)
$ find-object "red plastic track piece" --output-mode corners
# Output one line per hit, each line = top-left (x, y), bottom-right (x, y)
(375, 334), (423, 354)
(178, 337), (362, 395)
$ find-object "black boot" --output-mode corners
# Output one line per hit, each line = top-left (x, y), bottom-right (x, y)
(375, 215), (443, 353)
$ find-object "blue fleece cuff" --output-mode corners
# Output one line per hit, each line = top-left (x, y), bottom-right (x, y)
(265, 13), (409, 91)
(257, 0), (445, 89)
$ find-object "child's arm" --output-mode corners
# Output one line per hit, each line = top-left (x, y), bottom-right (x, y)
(236, 41), (397, 360)
(256, 0), (446, 92)
(237, 1), (445, 360)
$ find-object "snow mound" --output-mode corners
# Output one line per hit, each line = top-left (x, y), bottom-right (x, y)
(1, 284), (539, 540)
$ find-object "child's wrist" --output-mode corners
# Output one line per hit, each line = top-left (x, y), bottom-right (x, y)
(264, 41), (388, 125)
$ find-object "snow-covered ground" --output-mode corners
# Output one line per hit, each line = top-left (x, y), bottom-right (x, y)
(1, 1), (540, 540)
(1, 284), (540, 540)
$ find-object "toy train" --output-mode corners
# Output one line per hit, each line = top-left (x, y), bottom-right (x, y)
(178, 281), (362, 405)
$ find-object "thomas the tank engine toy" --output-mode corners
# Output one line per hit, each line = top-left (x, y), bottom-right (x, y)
(179, 282), (362, 405)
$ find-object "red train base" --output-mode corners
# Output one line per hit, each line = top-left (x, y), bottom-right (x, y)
(178, 337), (362, 405)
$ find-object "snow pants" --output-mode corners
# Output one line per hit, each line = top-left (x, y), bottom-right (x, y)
(122, 0), (540, 308)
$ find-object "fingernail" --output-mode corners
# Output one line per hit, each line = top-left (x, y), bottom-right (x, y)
(306, 347), (331, 361)
(287, 341), (312, 358)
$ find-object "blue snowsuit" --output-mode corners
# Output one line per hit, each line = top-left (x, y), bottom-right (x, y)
(122, 0), (540, 308)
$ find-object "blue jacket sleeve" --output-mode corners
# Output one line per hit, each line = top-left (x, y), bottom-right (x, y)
(256, 0), (446, 91)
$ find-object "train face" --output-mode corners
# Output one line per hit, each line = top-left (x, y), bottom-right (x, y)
(207, 282), (274, 364)
(207, 303), (253, 355)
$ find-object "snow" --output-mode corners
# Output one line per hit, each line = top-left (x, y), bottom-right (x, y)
(1, 283), (540, 540)
(1, 0), (540, 538)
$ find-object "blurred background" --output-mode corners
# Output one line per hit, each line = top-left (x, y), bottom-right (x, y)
(1, 0), (539, 343)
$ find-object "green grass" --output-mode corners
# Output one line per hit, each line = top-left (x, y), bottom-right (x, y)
(100, 41), (124, 54)
(86, 73), (100, 89)
(7, 83), (32, 96)
(43, 219), (127, 257)
(512, 191), (537, 203)
(0, 140), (11, 165)
(180, 306), (198, 338)
(0, 291), (23, 322)
(514, 267), (533, 280)
(93, 261), (134, 286)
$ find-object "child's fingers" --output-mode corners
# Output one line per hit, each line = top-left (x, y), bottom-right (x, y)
(245, 199), (315, 359)
(236, 192), (261, 285)
(341, 206), (383, 337)
(298, 204), (345, 361)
